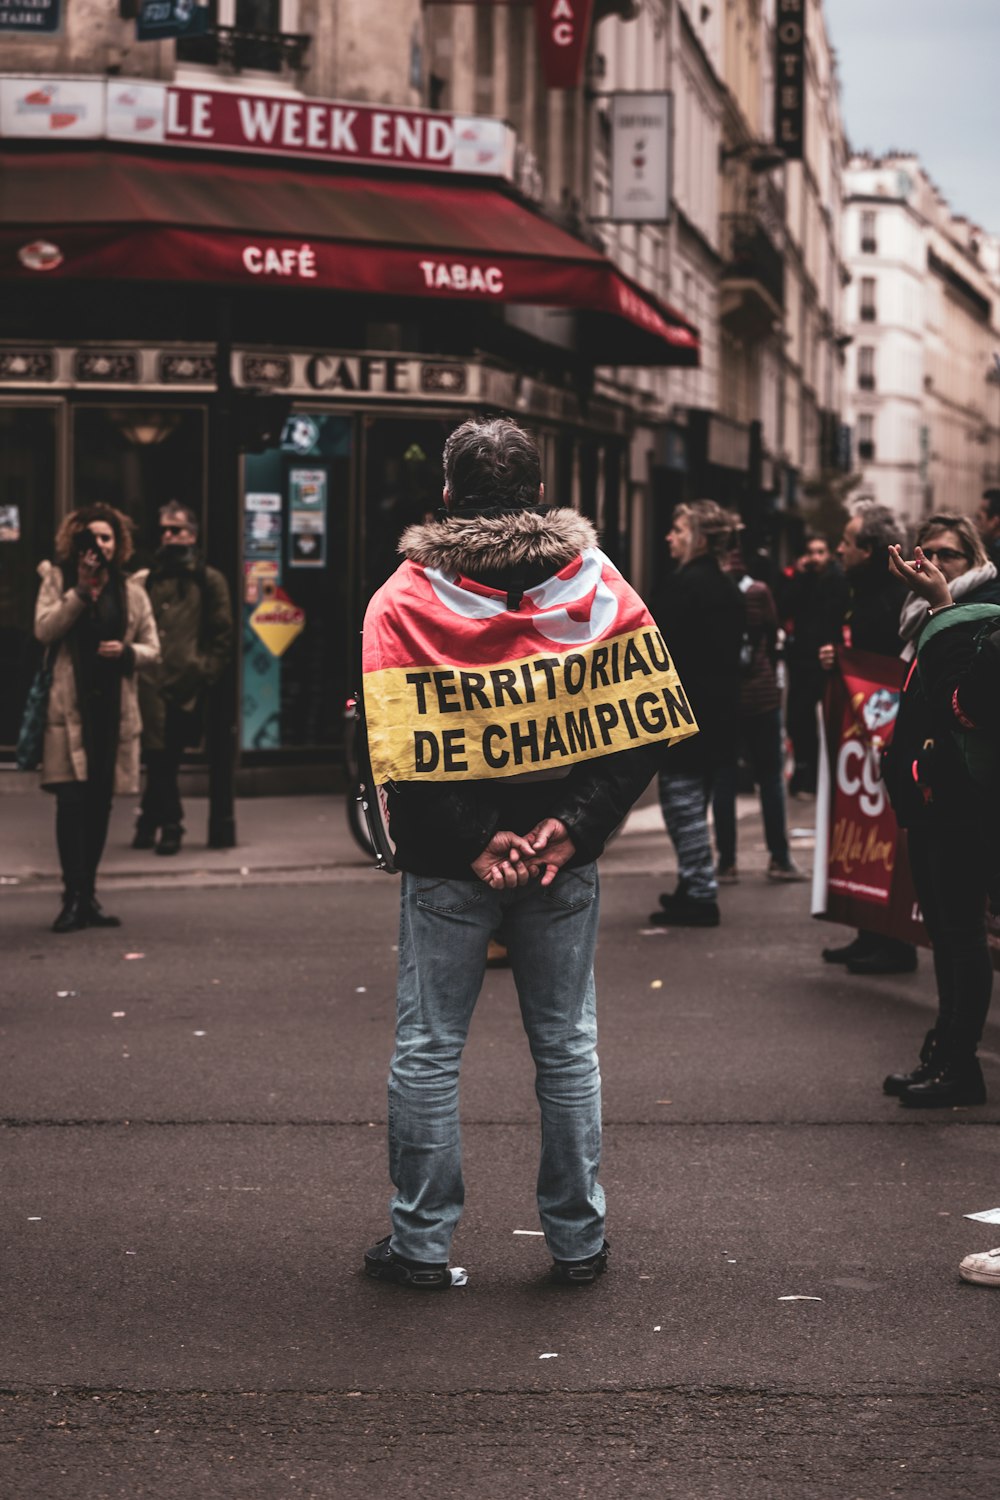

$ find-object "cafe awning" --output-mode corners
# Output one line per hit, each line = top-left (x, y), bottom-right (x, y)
(0, 147), (699, 367)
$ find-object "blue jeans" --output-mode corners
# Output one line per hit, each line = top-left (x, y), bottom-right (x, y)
(387, 865), (604, 1264)
(658, 769), (718, 901)
(712, 707), (790, 867)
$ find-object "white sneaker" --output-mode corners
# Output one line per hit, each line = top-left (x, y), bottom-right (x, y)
(958, 1246), (1000, 1286)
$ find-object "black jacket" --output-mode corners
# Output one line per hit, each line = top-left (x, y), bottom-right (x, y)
(832, 555), (907, 658)
(778, 563), (848, 669)
(379, 507), (660, 879)
(651, 554), (745, 774)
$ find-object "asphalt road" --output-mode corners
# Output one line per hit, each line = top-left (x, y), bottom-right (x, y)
(2, 863), (999, 1498)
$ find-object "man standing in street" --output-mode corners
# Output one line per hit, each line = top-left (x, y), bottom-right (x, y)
(819, 499), (916, 975)
(778, 533), (847, 796)
(976, 488), (1000, 570)
(360, 417), (695, 1290)
(134, 503), (233, 856)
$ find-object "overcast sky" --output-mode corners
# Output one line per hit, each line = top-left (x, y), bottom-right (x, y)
(823, 0), (1000, 232)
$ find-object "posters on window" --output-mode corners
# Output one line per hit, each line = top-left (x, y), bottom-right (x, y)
(289, 468), (327, 568)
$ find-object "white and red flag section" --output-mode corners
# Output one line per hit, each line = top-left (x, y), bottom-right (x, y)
(362, 548), (698, 783)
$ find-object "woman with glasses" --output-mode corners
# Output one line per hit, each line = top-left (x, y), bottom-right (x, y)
(34, 504), (160, 932)
(896, 513), (1000, 660)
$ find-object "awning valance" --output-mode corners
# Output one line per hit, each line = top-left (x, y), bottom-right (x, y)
(0, 148), (699, 367)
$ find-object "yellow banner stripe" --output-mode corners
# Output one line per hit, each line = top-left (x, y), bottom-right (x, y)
(364, 625), (699, 782)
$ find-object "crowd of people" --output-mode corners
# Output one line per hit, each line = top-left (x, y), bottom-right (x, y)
(25, 439), (999, 1291)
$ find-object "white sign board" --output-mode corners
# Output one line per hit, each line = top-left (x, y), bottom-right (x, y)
(609, 92), (671, 224)
(0, 76), (104, 138)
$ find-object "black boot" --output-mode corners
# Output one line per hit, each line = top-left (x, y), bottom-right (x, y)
(156, 824), (183, 856)
(900, 1054), (986, 1109)
(883, 1029), (941, 1096)
(822, 932), (875, 965)
(132, 818), (157, 850)
(81, 894), (121, 929)
(52, 891), (87, 934)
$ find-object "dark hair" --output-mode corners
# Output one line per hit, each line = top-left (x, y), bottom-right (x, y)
(55, 503), (134, 566)
(983, 488), (1000, 522)
(159, 501), (199, 536)
(850, 498), (904, 554)
(443, 418), (542, 511)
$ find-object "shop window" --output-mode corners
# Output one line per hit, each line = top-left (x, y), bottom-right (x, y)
(361, 416), (451, 608)
(241, 413), (353, 752)
(0, 406), (58, 750)
(72, 406), (207, 570)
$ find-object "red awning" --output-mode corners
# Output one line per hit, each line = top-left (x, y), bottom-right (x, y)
(0, 148), (699, 366)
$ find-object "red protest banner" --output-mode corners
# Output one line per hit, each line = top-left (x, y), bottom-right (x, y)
(812, 648), (925, 947)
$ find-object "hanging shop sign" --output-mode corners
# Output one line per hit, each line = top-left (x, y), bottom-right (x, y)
(535, 0), (595, 90)
(0, 0), (61, 31)
(136, 1), (209, 41)
(608, 93), (671, 224)
(773, 0), (806, 161)
(0, 77), (515, 179)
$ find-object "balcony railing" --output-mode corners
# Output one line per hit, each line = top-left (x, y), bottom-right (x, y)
(176, 24), (311, 74)
(720, 213), (785, 313)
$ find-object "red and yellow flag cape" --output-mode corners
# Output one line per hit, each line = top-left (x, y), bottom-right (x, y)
(362, 546), (698, 783)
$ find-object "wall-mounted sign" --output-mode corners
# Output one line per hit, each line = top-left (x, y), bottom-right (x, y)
(0, 0), (61, 32)
(608, 92), (671, 224)
(535, 0), (595, 90)
(0, 77), (515, 180)
(249, 589), (306, 658)
(0, 78), (104, 138)
(774, 0), (806, 161)
(137, 1), (209, 42)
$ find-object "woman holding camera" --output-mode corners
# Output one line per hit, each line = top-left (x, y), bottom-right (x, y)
(35, 504), (160, 933)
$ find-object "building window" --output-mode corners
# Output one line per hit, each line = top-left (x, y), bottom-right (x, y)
(860, 210), (877, 254)
(858, 346), (875, 391)
(860, 277), (876, 322)
(177, 0), (292, 73)
(857, 413), (875, 461)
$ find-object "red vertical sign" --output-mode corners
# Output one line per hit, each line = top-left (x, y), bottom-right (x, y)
(535, 0), (595, 89)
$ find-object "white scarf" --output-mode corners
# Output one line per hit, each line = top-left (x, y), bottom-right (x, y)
(899, 560), (998, 659)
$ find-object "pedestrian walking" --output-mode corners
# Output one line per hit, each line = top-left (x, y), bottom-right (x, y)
(819, 499), (917, 975)
(133, 503), (233, 856)
(711, 539), (805, 884)
(777, 534), (847, 796)
(34, 504), (160, 933)
(881, 541), (999, 1108)
(360, 417), (686, 1289)
(649, 501), (745, 928)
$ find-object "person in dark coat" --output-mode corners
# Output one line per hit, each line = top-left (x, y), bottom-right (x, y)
(712, 542), (805, 883)
(777, 534), (848, 795)
(133, 502), (233, 856)
(975, 487), (1000, 571)
(648, 501), (745, 927)
(819, 499), (918, 975)
(881, 541), (1000, 1109)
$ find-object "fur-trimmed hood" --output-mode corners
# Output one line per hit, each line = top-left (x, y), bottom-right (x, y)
(398, 507), (598, 577)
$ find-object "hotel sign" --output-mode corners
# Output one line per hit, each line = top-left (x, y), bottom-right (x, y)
(0, 76), (516, 179)
(774, 0), (806, 161)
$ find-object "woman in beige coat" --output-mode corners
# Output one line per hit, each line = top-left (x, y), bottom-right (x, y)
(35, 504), (160, 932)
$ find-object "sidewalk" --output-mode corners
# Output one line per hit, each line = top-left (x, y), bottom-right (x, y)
(1, 774), (812, 891)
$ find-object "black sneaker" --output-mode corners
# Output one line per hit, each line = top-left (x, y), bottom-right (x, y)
(363, 1235), (452, 1290)
(551, 1240), (610, 1285)
(648, 899), (720, 928)
(156, 824), (184, 857)
(132, 821), (157, 851)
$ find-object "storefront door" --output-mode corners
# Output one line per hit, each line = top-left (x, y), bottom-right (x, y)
(0, 404), (60, 749)
(240, 413), (352, 751)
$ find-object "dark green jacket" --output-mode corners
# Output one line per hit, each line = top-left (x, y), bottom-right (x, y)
(134, 550), (233, 750)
